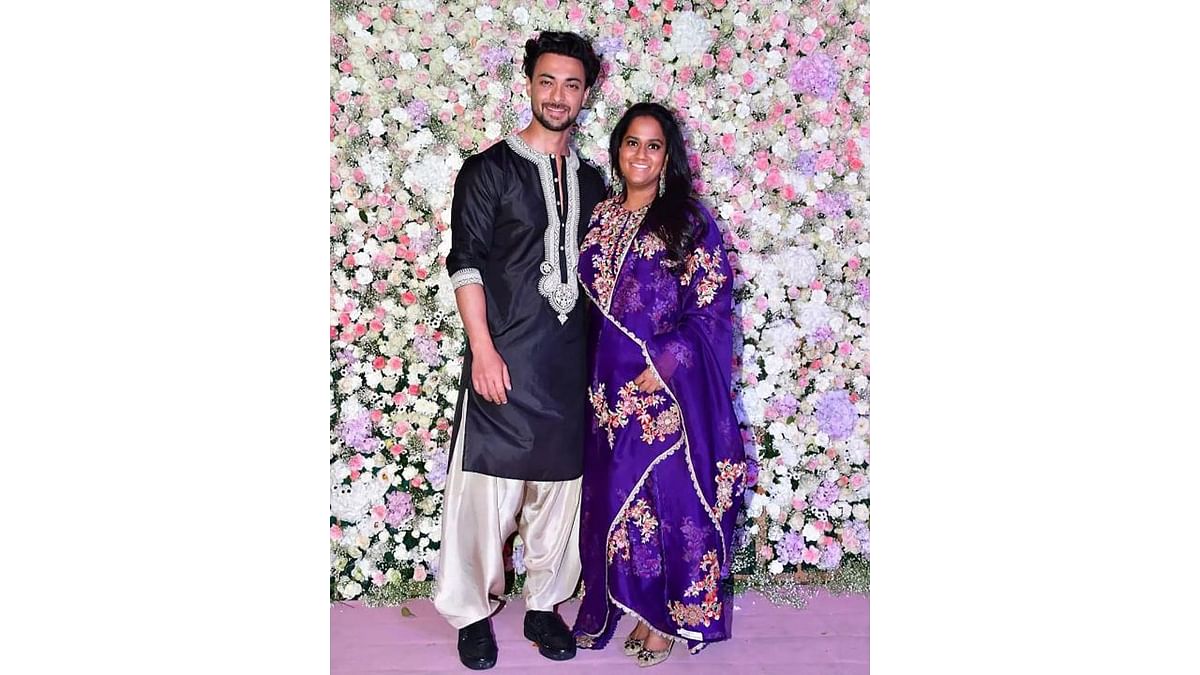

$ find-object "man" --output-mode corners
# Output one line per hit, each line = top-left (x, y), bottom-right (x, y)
(435, 31), (606, 671)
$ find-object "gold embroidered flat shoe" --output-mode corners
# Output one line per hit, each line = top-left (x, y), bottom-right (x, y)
(635, 640), (674, 668)
(623, 635), (645, 657)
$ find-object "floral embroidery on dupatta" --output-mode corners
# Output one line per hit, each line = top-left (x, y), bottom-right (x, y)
(633, 232), (666, 260)
(667, 550), (722, 627)
(678, 246), (728, 308)
(607, 498), (660, 563)
(588, 381), (682, 448)
(581, 199), (648, 311)
(709, 459), (748, 519)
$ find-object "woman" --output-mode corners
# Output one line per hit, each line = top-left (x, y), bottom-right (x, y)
(571, 102), (747, 667)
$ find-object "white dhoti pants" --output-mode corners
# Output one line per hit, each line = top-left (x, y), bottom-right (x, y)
(433, 395), (582, 629)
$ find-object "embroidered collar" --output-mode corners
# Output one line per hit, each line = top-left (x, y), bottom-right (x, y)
(505, 135), (582, 324)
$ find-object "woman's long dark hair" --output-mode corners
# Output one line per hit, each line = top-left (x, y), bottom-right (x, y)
(609, 102), (704, 268)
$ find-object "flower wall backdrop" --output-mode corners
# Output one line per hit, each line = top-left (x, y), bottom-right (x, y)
(330, 0), (869, 605)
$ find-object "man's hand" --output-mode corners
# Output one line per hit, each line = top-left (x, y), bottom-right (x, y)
(472, 345), (512, 405)
(633, 366), (664, 393)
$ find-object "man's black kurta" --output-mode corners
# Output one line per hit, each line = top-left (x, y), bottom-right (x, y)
(445, 135), (607, 481)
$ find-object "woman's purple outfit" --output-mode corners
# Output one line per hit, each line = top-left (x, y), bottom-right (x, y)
(572, 197), (747, 654)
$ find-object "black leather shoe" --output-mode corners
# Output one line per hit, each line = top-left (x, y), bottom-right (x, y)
(457, 618), (498, 670)
(523, 610), (576, 661)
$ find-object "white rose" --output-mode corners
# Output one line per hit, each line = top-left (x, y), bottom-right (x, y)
(803, 17), (819, 33)
(788, 511), (805, 531)
(474, 5), (494, 22)
(766, 503), (782, 521)
(768, 560), (784, 575)
(368, 118), (386, 137)
(852, 504), (870, 521)
(398, 52), (417, 70)
(339, 581), (363, 599)
(513, 6), (529, 25)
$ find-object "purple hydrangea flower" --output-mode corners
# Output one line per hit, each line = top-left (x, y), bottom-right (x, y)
(795, 151), (817, 177)
(787, 52), (840, 100)
(406, 100), (430, 126)
(817, 540), (843, 570)
(846, 520), (871, 558)
(594, 36), (624, 57)
(777, 531), (806, 565)
(855, 278), (870, 303)
(385, 491), (414, 526)
(810, 325), (834, 343)
(479, 46), (511, 74)
(414, 335), (441, 366)
(817, 191), (851, 218)
(810, 480), (840, 511)
(815, 389), (857, 440)
(425, 451), (448, 490)
(337, 409), (377, 453)
(773, 393), (800, 418)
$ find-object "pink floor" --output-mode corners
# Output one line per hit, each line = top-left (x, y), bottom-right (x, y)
(331, 589), (868, 674)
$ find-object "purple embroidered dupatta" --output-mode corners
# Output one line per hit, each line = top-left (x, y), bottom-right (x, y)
(572, 197), (746, 653)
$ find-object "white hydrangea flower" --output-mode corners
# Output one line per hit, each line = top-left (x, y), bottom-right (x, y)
(798, 299), (837, 337)
(669, 11), (714, 59)
(401, 153), (455, 209)
(356, 148), (393, 190)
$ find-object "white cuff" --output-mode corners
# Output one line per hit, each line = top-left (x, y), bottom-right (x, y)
(450, 268), (483, 289)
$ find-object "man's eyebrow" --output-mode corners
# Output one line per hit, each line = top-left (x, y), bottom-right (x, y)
(535, 73), (584, 83)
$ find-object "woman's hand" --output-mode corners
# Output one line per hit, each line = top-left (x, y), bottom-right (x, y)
(633, 366), (664, 393)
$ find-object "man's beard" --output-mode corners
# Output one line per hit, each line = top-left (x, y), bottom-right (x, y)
(532, 104), (578, 132)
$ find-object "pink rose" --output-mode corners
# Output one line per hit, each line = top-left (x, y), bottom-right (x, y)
(412, 565), (428, 582)
(331, 524), (343, 539)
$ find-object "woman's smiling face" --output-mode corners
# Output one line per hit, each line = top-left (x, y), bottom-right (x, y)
(618, 115), (667, 192)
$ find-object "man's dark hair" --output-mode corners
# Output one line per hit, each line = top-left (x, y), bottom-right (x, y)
(522, 31), (601, 89)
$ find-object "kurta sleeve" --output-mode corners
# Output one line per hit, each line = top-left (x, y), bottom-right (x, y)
(446, 154), (499, 289)
(645, 207), (735, 391)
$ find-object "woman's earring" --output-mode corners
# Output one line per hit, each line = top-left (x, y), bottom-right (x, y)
(658, 171), (666, 197)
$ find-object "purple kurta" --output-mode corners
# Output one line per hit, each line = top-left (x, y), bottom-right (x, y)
(572, 197), (747, 654)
